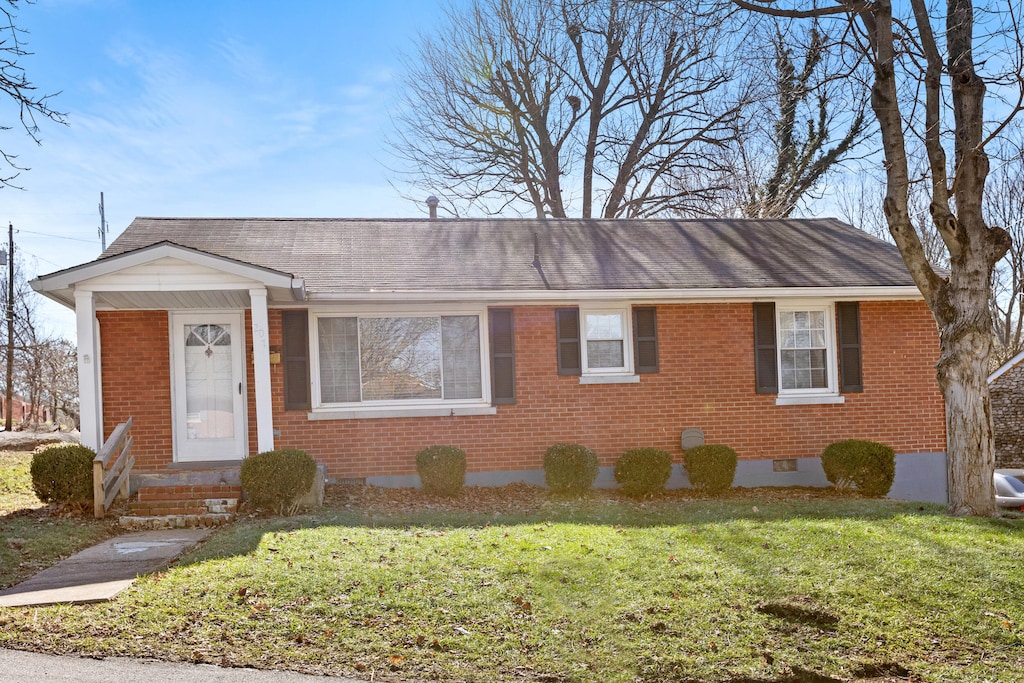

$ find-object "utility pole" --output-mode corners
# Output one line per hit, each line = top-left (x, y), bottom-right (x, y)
(5, 222), (13, 432)
(98, 192), (108, 251)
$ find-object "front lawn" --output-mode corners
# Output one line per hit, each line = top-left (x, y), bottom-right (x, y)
(0, 487), (1021, 682)
(0, 450), (119, 589)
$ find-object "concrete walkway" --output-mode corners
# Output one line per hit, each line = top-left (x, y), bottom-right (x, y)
(0, 528), (212, 607)
(0, 649), (365, 682)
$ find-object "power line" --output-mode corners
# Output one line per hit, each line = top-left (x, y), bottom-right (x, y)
(11, 228), (97, 244)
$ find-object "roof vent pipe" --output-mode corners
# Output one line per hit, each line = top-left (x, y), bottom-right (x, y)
(426, 195), (439, 219)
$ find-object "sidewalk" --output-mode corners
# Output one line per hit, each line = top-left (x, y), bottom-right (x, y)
(0, 649), (365, 682)
(0, 528), (212, 607)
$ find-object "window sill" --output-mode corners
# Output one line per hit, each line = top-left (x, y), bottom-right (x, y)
(579, 374), (641, 385)
(775, 394), (846, 406)
(308, 405), (497, 421)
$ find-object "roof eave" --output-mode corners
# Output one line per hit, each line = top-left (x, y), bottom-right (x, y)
(304, 285), (924, 304)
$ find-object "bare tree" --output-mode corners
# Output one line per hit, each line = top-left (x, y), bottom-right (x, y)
(390, 0), (748, 218)
(0, 0), (66, 188)
(728, 25), (869, 218)
(986, 133), (1024, 367)
(736, 0), (1024, 515)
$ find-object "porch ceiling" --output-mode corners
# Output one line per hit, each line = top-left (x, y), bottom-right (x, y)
(94, 289), (255, 310)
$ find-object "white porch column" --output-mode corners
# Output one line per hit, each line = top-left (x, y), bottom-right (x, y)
(249, 288), (274, 452)
(74, 290), (102, 451)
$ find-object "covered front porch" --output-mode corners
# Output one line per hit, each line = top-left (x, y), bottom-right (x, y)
(31, 242), (306, 466)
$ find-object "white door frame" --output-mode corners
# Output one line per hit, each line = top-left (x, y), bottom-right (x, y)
(170, 311), (248, 462)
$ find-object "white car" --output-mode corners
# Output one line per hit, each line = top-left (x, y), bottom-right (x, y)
(995, 472), (1024, 509)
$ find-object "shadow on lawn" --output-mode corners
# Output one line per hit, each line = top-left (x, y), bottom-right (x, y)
(176, 484), (1022, 568)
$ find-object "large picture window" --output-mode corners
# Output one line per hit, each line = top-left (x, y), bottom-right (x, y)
(316, 314), (482, 405)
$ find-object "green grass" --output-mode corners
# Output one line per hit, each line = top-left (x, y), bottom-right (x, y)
(0, 497), (1021, 682)
(0, 450), (118, 589)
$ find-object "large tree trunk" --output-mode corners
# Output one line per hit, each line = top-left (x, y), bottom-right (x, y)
(935, 280), (998, 515)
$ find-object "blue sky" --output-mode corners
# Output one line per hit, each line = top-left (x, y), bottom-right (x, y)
(3, 0), (449, 336)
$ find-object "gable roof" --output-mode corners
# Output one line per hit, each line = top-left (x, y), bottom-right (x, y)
(94, 217), (917, 298)
(990, 350), (1024, 384)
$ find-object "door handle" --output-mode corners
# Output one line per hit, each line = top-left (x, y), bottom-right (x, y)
(238, 382), (242, 395)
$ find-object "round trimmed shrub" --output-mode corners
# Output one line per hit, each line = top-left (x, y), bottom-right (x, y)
(821, 439), (895, 497)
(30, 443), (95, 506)
(544, 443), (598, 496)
(416, 445), (467, 496)
(240, 448), (317, 515)
(614, 448), (673, 498)
(683, 444), (737, 493)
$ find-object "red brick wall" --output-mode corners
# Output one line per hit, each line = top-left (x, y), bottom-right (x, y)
(102, 300), (946, 477)
(98, 310), (173, 469)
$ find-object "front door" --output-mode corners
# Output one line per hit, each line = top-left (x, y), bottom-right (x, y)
(171, 313), (247, 462)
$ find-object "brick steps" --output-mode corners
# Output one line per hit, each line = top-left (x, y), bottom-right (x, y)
(119, 485), (240, 530)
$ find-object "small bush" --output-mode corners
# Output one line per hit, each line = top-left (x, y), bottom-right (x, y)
(416, 445), (467, 496)
(821, 440), (895, 497)
(30, 443), (95, 506)
(544, 443), (598, 496)
(614, 448), (673, 498)
(240, 448), (317, 515)
(683, 444), (737, 493)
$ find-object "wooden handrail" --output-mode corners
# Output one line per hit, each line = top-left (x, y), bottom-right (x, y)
(93, 416), (134, 519)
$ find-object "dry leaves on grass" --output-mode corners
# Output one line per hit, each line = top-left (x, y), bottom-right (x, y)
(322, 482), (862, 517)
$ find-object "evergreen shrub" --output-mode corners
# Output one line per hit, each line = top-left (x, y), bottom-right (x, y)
(614, 447), (673, 498)
(240, 448), (317, 515)
(821, 439), (896, 497)
(683, 444), (738, 493)
(416, 445), (467, 496)
(544, 443), (598, 496)
(30, 443), (95, 506)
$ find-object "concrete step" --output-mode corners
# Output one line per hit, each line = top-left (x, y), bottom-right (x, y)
(123, 485), (240, 529)
(136, 485), (241, 502)
(118, 513), (236, 531)
(127, 498), (239, 516)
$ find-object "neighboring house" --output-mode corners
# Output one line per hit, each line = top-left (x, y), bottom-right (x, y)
(0, 394), (50, 428)
(31, 217), (948, 501)
(988, 352), (1024, 470)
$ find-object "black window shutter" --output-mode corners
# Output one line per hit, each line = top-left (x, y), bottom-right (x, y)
(282, 310), (311, 410)
(556, 308), (581, 375)
(837, 301), (864, 393)
(633, 306), (659, 373)
(753, 302), (778, 394)
(489, 308), (516, 404)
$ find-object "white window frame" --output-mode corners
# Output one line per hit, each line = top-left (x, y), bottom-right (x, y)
(774, 300), (844, 405)
(579, 304), (639, 384)
(308, 304), (495, 420)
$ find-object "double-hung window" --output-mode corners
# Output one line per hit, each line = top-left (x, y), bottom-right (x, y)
(767, 302), (843, 404)
(582, 310), (629, 373)
(314, 311), (486, 410)
(557, 305), (645, 383)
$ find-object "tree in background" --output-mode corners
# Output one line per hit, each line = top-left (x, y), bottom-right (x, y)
(734, 26), (867, 218)
(0, 0), (66, 187)
(985, 133), (1024, 367)
(737, 0), (1023, 515)
(391, 0), (749, 218)
(1, 257), (76, 429)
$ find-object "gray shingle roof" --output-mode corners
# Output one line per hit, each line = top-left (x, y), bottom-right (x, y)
(101, 217), (915, 293)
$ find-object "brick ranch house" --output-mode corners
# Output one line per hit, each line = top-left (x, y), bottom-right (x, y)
(31, 217), (948, 502)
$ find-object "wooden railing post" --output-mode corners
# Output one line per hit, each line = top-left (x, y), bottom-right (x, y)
(92, 416), (134, 519)
(93, 457), (105, 519)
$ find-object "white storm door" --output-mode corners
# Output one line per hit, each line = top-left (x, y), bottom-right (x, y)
(171, 313), (247, 462)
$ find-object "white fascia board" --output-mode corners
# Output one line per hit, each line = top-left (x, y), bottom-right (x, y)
(989, 349), (1024, 384)
(306, 286), (924, 305)
(32, 243), (297, 293)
